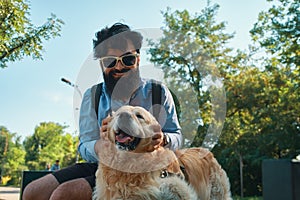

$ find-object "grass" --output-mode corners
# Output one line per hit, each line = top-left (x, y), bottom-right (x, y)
(233, 196), (263, 200)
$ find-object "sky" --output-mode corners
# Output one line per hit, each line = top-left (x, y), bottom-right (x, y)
(0, 0), (271, 141)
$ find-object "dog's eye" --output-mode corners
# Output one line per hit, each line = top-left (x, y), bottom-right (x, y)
(136, 114), (144, 119)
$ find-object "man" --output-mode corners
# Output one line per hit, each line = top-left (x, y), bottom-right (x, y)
(50, 160), (60, 171)
(22, 23), (182, 200)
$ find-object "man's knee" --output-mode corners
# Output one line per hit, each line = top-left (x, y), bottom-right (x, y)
(22, 183), (35, 200)
(50, 178), (92, 200)
(22, 180), (46, 200)
(22, 174), (59, 200)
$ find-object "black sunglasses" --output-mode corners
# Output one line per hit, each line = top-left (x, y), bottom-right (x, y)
(99, 53), (139, 69)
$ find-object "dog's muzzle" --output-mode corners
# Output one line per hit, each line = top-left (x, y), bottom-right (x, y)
(115, 130), (141, 151)
(114, 112), (141, 151)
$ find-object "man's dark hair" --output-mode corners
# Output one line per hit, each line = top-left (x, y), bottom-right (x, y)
(93, 23), (143, 59)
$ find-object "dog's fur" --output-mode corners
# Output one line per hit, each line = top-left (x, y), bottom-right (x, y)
(93, 105), (232, 200)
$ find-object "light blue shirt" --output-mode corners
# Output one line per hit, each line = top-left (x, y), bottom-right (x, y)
(78, 78), (182, 162)
(50, 164), (60, 171)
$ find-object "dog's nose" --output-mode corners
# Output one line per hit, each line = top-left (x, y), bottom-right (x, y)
(119, 112), (131, 121)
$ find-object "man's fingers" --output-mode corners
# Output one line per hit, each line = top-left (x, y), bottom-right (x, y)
(152, 132), (163, 147)
(102, 116), (111, 126)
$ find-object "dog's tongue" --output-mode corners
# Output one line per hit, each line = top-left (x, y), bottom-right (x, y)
(116, 132), (133, 143)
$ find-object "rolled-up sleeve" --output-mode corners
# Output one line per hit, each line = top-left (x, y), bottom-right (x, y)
(160, 84), (182, 150)
(78, 88), (100, 162)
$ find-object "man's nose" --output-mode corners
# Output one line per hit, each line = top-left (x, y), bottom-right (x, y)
(114, 60), (124, 70)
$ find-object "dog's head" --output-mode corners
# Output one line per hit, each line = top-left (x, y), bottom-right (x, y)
(107, 105), (162, 153)
(99, 105), (182, 175)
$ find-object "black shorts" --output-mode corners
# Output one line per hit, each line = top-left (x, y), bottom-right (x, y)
(52, 162), (98, 189)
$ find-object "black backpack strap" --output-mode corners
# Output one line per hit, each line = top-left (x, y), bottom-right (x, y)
(151, 80), (162, 120)
(91, 82), (103, 119)
(151, 80), (181, 122)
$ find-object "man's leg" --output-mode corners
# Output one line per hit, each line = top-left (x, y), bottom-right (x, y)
(22, 163), (97, 200)
(50, 178), (92, 200)
(22, 174), (59, 200)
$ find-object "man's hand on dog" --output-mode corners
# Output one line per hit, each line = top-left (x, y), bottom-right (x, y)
(95, 116), (112, 155)
(100, 116), (111, 139)
(150, 124), (164, 149)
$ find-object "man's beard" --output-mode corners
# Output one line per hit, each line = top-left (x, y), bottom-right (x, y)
(104, 67), (141, 100)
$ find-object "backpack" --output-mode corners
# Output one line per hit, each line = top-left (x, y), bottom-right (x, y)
(91, 81), (181, 122)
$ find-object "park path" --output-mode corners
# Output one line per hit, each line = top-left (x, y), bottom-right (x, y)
(0, 186), (20, 200)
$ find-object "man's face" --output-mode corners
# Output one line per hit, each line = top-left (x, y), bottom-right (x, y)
(101, 40), (141, 99)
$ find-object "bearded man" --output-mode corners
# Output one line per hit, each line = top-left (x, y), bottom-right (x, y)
(22, 23), (182, 200)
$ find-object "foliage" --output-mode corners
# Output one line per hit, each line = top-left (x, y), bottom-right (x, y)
(0, 122), (78, 186)
(216, 63), (300, 196)
(0, 126), (27, 185)
(0, 0), (64, 68)
(250, 0), (299, 68)
(23, 122), (78, 171)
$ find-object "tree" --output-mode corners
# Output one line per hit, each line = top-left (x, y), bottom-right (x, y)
(248, 0), (300, 161)
(250, 0), (299, 68)
(148, 3), (234, 148)
(0, 126), (26, 185)
(0, 0), (64, 68)
(23, 122), (78, 170)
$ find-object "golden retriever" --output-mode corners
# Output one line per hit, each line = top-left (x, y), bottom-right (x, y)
(93, 105), (231, 200)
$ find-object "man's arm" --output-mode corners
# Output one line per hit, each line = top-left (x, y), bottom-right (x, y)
(78, 88), (100, 162)
(160, 84), (183, 150)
